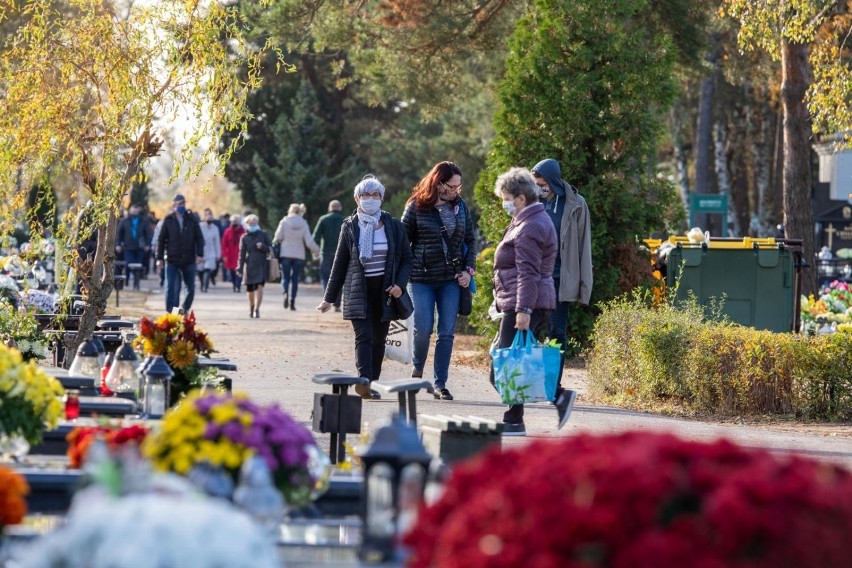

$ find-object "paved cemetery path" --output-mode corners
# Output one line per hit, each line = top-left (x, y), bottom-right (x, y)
(141, 278), (852, 467)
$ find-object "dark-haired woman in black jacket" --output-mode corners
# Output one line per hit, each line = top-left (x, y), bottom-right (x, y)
(317, 175), (412, 399)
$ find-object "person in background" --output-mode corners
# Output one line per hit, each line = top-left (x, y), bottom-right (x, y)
(402, 161), (476, 401)
(491, 167), (575, 436)
(238, 214), (271, 318)
(198, 208), (221, 292)
(273, 203), (319, 311)
(313, 200), (345, 312)
(530, 158), (589, 418)
(157, 194), (204, 313)
(317, 176), (412, 400)
(115, 203), (152, 290)
(221, 214), (245, 292)
(151, 215), (166, 289)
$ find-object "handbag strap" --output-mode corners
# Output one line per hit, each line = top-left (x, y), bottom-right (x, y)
(431, 209), (462, 273)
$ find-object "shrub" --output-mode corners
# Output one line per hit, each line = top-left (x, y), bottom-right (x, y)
(589, 295), (852, 420)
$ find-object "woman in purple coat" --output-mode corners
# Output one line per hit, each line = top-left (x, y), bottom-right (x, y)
(491, 167), (576, 436)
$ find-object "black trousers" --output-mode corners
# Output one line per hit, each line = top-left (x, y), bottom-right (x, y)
(351, 276), (391, 382)
(490, 309), (550, 424)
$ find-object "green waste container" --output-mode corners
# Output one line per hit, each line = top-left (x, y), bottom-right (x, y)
(665, 239), (800, 332)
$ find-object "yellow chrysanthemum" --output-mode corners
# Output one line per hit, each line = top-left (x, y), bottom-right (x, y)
(166, 339), (197, 369)
(209, 402), (239, 425)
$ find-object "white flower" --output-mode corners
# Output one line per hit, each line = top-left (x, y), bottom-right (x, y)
(20, 493), (281, 568)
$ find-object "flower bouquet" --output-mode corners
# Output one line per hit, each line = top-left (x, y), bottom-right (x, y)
(134, 312), (215, 404)
(0, 344), (63, 447)
(66, 424), (149, 469)
(0, 298), (49, 361)
(405, 432), (852, 568)
(0, 466), (28, 529)
(143, 391), (324, 507)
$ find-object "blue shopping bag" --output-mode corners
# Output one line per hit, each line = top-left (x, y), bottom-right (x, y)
(491, 330), (559, 405)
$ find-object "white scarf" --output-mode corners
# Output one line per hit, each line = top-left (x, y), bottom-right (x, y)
(356, 208), (382, 264)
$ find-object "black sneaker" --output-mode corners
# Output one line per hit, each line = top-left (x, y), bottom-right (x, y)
(411, 368), (423, 379)
(432, 388), (453, 401)
(502, 422), (526, 437)
(556, 389), (577, 430)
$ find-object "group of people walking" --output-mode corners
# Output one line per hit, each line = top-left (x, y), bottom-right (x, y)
(317, 159), (592, 434)
(152, 159), (591, 434)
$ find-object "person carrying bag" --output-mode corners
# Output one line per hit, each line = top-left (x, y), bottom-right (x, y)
(402, 161), (477, 402)
(489, 167), (577, 437)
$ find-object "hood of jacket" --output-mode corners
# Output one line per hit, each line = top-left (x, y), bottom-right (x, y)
(532, 158), (569, 198)
(282, 214), (307, 233)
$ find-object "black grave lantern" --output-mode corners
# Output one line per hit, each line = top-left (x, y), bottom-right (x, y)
(358, 414), (432, 564)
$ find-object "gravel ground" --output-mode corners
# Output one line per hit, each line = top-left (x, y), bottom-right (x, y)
(139, 276), (852, 468)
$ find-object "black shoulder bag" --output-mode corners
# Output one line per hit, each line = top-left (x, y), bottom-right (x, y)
(433, 209), (472, 316)
(386, 220), (414, 320)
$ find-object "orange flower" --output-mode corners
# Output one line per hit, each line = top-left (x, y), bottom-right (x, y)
(0, 466), (29, 527)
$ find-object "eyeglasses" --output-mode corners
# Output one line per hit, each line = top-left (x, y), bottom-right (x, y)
(441, 182), (462, 192)
(359, 192), (382, 199)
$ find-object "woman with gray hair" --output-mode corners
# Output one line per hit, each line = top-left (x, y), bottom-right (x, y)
(490, 167), (574, 436)
(238, 214), (272, 318)
(317, 175), (413, 399)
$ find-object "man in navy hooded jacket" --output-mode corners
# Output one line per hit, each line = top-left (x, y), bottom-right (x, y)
(531, 159), (593, 426)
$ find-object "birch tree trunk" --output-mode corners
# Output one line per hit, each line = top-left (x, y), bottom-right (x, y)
(781, 40), (816, 296)
(755, 99), (775, 236)
(713, 120), (741, 236)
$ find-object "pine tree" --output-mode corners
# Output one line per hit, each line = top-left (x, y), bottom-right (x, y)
(251, 79), (339, 227)
(472, 0), (682, 342)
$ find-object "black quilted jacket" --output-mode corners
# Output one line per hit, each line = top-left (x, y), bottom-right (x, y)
(324, 212), (413, 321)
(401, 199), (477, 283)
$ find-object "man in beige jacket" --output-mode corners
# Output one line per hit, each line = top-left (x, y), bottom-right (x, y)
(531, 158), (593, 427)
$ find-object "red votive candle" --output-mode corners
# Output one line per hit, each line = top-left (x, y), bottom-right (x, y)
(64, 389), (80, 420)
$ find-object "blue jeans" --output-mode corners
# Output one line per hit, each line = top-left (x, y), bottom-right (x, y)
(123, 249), (144, 290)
(548, 277), (570, 390)
(279, 257), (305, 299)
(165, 263), (196, 313)
(410, 280), (461, 388)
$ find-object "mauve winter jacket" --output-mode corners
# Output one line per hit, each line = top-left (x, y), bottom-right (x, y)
(493, 202), (557, 313)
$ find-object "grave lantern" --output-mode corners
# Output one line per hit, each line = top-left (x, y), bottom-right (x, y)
(142, 355), (173, 418)
(68, 340), (101, 378)
(104, 341), (139, 395)
(359, 414), (431, 564)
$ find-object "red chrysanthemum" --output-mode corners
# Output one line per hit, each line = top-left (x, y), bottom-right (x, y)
(404, 432), (852, 568)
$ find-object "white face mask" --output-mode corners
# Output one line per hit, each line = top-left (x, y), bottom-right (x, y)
(502, 199), (517, 216)
(359, 198), (381, 215)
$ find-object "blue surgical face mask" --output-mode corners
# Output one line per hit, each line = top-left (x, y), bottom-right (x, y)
(247, 225), (260, 233)
(359, 198), (381, 215)
(176, 205), (187, 215)
(502, 199), (516, 216)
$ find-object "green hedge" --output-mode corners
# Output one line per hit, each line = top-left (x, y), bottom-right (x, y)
(588, 294), (852, 420)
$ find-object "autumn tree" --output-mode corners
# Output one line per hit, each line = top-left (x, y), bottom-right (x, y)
(722, 0), (852, 295)
(0, 0), (278, 353)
